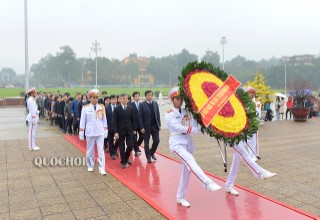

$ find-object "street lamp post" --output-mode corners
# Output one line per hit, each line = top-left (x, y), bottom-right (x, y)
(91, 40), (101, 88)
(24, 0), (29, 92)
(283, 56), (288, 95)
(129, 68), (132, 86)
(220, 36), (227, 71)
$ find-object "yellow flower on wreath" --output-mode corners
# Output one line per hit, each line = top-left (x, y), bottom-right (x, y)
(187, 71), (247, 136)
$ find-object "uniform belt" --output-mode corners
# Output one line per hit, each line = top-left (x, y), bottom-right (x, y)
(170, 132), (186, 136)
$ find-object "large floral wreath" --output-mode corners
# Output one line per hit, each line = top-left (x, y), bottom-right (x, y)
(178, 61), (259, 146)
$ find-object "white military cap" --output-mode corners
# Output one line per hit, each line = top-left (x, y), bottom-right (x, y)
(87, 89), (99, 97)
(27, 87), (36, 95)
(241, 87), (248, 92)
(168, 86), (181, 100)
(247, 86), (257, 93)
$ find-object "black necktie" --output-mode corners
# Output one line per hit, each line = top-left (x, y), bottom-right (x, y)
(94, 105), (96, 111)
(124, 106), (127, 116)
(179, 109), (181, 114)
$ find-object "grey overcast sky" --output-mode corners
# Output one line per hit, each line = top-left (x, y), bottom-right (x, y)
(1, 0), (319, 74)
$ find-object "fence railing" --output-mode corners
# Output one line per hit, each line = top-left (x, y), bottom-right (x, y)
(0, 97), (25, 107)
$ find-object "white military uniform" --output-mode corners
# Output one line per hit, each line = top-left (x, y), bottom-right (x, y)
(226, 141), (268, 189)
(255, 99), (262, 118)
(26, 96), (39, 150)
(158, 92), (164, 105)
(247, 133), (259, 161)
(225, 86), (276, 195)
(248, 97), (261, 160)
(79, 103), (108, 171)
(165, 107), (216, 199)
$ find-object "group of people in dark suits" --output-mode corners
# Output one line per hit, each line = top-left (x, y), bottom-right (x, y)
(107, 90), (161, 168)
(38, 89), (161, 169)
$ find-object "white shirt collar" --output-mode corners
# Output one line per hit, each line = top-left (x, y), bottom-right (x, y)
(173, 107), (182, 114)
(91, 103), (98, 108)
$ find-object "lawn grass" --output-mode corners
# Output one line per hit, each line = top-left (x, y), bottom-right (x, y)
(0, 87), (170, 98)
(0, 87), (294, 99)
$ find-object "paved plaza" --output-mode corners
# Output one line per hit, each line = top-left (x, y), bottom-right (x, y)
(0, 106), (319, 219)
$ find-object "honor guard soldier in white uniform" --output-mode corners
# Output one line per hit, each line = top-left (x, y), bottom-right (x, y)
(225, 86), (276, 196)
(225, 141), (277, 196)
(247, 86), (260, 161)
(79, 89), (108, 175)
(165, 86), (221, 208)
(26, 87), (40, 151)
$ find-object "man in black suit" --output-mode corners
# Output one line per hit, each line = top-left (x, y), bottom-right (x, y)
(98, 91), (107, 104)
(129, 91), (143, 156)
(59, 94), (67, 131)
(139, 90), (161, 163)
(105, 94), (119, 160)
(113, 93), (137, 169)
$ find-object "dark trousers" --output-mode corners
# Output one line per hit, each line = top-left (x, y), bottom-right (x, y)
(118, 131), (134, 164)
(265, 110), (273, 121)
(104, 137), (109, 151)
(72, 116), (79, 134)
(55, 115), (59, 125)
(63, 118), (69, 133)
(108, 131), (118, 157)
(133, 129), (144, 152)
(59, 115), (65, 129)
(285, 108), (292, 119)
(57, 116), (61, 127)
(40, 107), (45, 118)
(50, 115), (54, 125)
(143, 124), (160, 159)
(64, 118), (72, 133)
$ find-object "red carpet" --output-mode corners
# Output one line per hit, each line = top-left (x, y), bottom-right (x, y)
(65, 135), (318, 220)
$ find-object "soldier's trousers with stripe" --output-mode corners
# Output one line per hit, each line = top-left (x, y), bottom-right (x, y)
(226, 141), (266, 188)
(28, 122), (37, 149)
(171, 142), (212, 199)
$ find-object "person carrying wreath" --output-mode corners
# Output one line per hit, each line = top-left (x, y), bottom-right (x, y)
(165, 86), (222, 208)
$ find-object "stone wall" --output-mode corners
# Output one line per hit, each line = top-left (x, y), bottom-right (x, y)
(0, 98), (25, 107)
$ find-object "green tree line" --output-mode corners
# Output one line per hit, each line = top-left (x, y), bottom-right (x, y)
(2, 45), (320, 89)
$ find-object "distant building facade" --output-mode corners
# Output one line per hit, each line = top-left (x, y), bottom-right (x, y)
(123, 56), (154, 85)
(286, 54), (315, 66)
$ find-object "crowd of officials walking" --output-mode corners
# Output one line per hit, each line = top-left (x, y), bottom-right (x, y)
(30, 89), (161, 168)
(25, 86), (277, 207)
